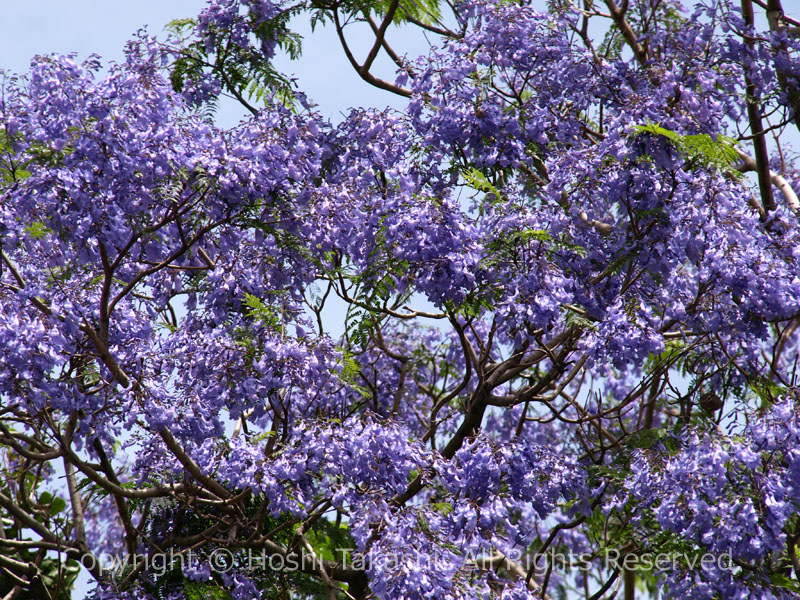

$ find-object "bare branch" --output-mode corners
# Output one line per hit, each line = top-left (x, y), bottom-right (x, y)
(332, 8), (413, 97)
(736, 148), (800, 213)
(603, 0), (649, 66)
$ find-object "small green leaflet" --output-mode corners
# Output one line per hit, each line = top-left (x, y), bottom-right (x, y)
(462, 167), (502, 200)
(24, 220), (52, 240)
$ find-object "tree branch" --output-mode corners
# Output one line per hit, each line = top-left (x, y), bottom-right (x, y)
(362, 0), (400, 73)
(159, 428), (232, 500)
(332, 8), (412, 97)
(736, 148), (800, 213)
(603, 0), (649, 66)
(741, 0), (777, 212)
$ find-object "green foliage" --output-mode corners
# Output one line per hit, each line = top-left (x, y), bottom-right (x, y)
(746, 375), (787, 411)
(452, 292), (497, 320)
(27, 139), (75, 167)
(345, 306), (377, 348)
(482, 228), (587, 274)
(38, 490), (67, 516)
(463, 167), (501, 202)
(0, 481), (78, 600)
(243, 292), (283, 330)
(137, 498), (353, 600)
(336, 349), (371, 398)
(518, 229), (585, 256)
(378, 0), (442, 25)
(0, 128), (31, 183)
(184, 581), (232, 600)
(0, 557), (82, 600)
(338, 350), (361, 384)
(625, 427), (676, 451)
(340, 226), (411, 348)
(432, 501), (454, 515)
(23, 220), (52, 240)
(310, 0), (442, 31)
(631, 121), (740, 171)
(770, 573), (800, 594)
(305, 519), (355, 563)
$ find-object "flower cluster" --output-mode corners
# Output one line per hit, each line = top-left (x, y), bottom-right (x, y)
(2, 0), (800, 598)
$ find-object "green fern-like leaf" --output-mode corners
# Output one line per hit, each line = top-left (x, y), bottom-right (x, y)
(631, 121), (739, 171)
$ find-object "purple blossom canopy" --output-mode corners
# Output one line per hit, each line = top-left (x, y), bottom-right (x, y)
(2, 0), (800, 599)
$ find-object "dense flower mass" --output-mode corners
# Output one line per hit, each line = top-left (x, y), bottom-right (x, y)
(2, 0), (800, 599)
(607, 400), (800, 599)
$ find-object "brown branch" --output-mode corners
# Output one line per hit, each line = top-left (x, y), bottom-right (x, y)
(332, 8), (412, 97)
(579, 209), (614, 235)
(363, 12), (409, 76)
(401, 13), (458, 37)
(0, 554), (37, 578)
(159, 428), (231, 500)
(473, 552), (554, 599)
(109, 217), (231, 315)
(0, 423), (61, 461)
(603, 0), (649, 66)
(80, 322), (131, 388)
(0, 249), (26, 289)
(0, 491), (60, 546)
(63, 459), (87, 548)
(98, 241), (113, 343)
(588, 568), (622, 600)
(742, 0), (777, 212)
(58, 437), (190, 499)
(92, 439), (138, 557)
(394, 326), (578, 506)
(362, 0), (400, 73)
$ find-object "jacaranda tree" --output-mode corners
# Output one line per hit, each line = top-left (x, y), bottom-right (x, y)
(2, 0), (800, 598)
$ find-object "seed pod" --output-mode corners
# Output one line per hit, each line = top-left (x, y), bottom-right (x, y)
(699, 391), (723, 413)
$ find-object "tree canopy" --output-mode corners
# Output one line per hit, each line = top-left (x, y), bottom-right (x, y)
(2, 0), (800, 599)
